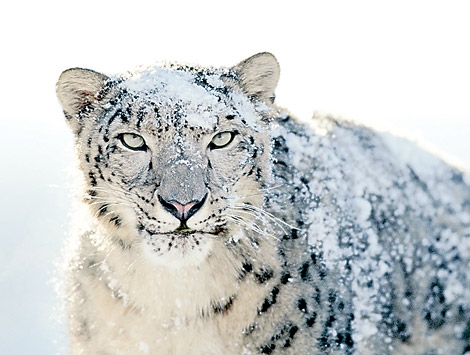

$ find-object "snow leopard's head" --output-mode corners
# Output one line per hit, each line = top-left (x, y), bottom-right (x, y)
(57, 53), (280, 268)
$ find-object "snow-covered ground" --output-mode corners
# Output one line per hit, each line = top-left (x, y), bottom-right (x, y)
(1, 1), (469, 354)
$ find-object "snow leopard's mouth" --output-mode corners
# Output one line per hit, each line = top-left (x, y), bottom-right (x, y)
(142, 223), (228, 238)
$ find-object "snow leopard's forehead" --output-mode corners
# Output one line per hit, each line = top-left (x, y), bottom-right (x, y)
(108, 64), (268, 131)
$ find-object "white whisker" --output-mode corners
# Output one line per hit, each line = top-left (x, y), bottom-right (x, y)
(226, 214), (265, 236)
(226, 211), (282, 242)
(233, 203), (297, 231)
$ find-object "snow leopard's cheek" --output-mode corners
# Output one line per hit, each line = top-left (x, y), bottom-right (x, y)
(106, 149), (152, 186)
(208, 135), (268, 205)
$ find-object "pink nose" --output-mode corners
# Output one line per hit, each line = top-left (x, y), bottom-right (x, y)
(158, 194), (207, 223)
(169, 200), (197, 221)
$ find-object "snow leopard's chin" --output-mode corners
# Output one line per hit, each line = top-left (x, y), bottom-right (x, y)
(139, 227), (230, 268)
(140, 231), (214, 267)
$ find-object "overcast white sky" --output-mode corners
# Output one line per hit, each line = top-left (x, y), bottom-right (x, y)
(0, 0), (469, 353)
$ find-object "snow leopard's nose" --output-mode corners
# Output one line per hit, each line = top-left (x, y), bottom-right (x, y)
(158, 194), (207, 224)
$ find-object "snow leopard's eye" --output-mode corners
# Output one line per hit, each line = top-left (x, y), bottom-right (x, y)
(209, 131), (237, 150)
(119, 133), (147, 151)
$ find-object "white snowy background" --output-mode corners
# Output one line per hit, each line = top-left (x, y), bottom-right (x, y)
(1, 0), (469, 354)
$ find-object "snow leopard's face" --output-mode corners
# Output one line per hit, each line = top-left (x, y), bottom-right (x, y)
(57, 53), (280, 268)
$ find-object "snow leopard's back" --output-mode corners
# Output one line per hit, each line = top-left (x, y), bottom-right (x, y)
(269, 114), (470, 354)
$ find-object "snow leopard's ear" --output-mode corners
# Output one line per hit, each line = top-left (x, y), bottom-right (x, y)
(232, 52), (280, 104)
(56, 68), (109, 134)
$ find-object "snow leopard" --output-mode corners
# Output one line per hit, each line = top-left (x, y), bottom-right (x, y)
(56, 52), (470, 354)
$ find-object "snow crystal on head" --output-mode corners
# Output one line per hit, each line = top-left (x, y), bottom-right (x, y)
(119, 66), (229, 129)
(113, 63), (267, 131)
(230, 91), (267, 128)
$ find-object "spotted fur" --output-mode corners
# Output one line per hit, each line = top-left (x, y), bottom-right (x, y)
(57, 53), (470, 354)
